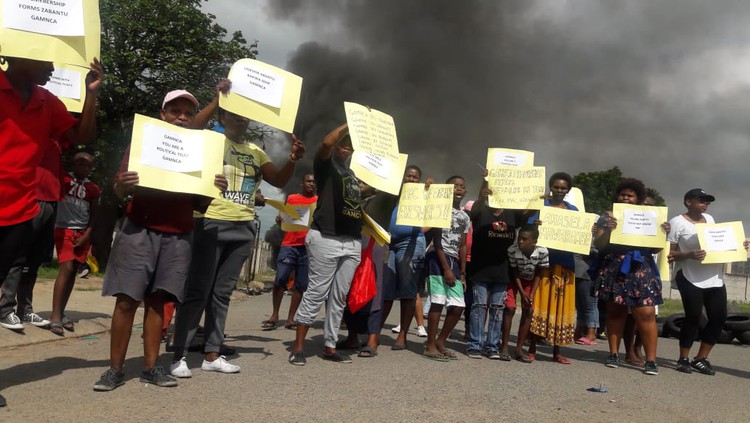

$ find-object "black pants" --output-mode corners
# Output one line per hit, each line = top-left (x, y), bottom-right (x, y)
(676, 270), (727, 348)
(0, 220), (33, 317)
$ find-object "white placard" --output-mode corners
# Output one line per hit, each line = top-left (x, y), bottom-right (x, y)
(41, 66), (82, 100)
(2, 0), (85, 36)
(702, 227), (738, 252)
(621, 209), (658, 236)
(140, 124), (204, 173)
(282, 205), (313, 227)
(355, 152), (394, 179)
(493, 151), (527, 167)
(230, 61), (285, 108)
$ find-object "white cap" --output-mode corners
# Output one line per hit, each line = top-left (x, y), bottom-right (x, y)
(162, 89), (199, 109)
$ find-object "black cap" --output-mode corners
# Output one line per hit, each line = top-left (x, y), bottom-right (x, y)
(684, 188), (715, 202)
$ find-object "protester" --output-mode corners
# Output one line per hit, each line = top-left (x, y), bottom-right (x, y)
(527, 172), (578, 364)
(668, 189), (749, 375)
(466, 171), (520, 360)
(380, 165), (430, 349)
(573, 252), (599, 346)
(506, 224), (550, 362)
(0, 57), (103, 332)
(593, 178), (667, 375)
(170, 104), (304, 377)
(263, 173), (317, 331)
(93, 89), (227, 391)
(49, 152), (101, 336)
(423, 176), (470, 361)
(289, 124), (362, 366)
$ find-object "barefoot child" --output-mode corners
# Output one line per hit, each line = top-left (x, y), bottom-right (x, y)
(423, 176), (470, 361)
(505, 224), (549, 363)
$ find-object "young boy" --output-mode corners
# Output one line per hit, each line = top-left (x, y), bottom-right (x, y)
(423, 176), (470, 361)
(49, 152), (101, 335)
(505, 224), (549, 363)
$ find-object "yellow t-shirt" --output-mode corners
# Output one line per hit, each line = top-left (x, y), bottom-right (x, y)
(203, 139), (270, 221)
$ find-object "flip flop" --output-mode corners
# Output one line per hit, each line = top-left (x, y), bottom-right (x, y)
(438, 349), (458, 360)
(284, 323), (297, 330)
(498, 352), (513, 362)
(49, 322), (65, 337)
(423, 351), (449, 361)
(625, 358), (645, 367)
(391, 343), (408, 351)
(62, 316), (75, 332)
(554, 355), (572, 365)
(261, 320), (278, 330)
(527, 353), (536, 363)
(516, 354), (533, 364)
(575, 337), (597, 345)
(357, 346), (378, 358)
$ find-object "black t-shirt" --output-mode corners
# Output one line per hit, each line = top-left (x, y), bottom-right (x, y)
(468, 204), (520, 283)
(311, 155), (362, 238)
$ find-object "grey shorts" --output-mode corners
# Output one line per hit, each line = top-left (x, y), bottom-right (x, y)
(102, 218), (191, 302)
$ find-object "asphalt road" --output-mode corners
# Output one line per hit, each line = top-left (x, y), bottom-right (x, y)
(1, 287), (749, 422)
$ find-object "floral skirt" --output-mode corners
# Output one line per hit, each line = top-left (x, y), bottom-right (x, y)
(594, 252), (663, 307)
(531, 264), (576, 345)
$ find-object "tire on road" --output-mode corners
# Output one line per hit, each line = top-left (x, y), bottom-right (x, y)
(723, 313), (750, 333)
(736, 330), (750, 345)
(716, 328), (735, 344)
(664, 313), (707, 341)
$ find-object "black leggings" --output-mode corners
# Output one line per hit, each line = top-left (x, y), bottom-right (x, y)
(676, 270), (727, 349)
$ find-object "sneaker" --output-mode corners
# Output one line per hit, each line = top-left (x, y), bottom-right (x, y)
(485, 351), (502, 360)
(605, 354), (620, 368)
(22, 312), (50, 327)
(690, 358), (716, 375)
(170, 357), (192, 378)
(416, 325), (428, 337)
(93, 368), (125, 391)
(140, 366), (178, 387)
(466, 349), (482, 359)
(675, 357), (692, 374)
(0, 313), (24, 330)
(201, 356), (240, 373)
(77, 267), (90, 278)
(391, 324), (401, 333)
(644, 361), (659, 375)
(289, 352), (306, 366)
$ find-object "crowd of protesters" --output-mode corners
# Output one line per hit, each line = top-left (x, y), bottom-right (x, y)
(1, 56), (749, 405)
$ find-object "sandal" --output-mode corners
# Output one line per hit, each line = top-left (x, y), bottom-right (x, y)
(261, 320), (278, 330)
(498, 352), (513, 362)
(516, 354), (533, 364)
(423, 350), (450, 361)
(554, 354), (572, 365)
(438, 349), (458, 360)
(62, 316), (75, 332)
(49, 322), (65, 337)
(527, 353), (536, 363)
(284, 323), (297, 330)
(357, 346), (378, 358)
(575, 337), (597, 346)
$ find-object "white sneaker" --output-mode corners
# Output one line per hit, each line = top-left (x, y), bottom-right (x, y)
(201, 356), (240, 373)
(391, 324), (401, 333)
(416, 325), (428, 337)
(22, 312), (50, 327)
(170, 357), (192, 378)
(0, 313), (24, 330)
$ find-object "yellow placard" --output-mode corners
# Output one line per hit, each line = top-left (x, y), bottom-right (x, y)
(362, 211), (390, 246)
(395, 183), (453, 229)
(128, 114), (224, 198)
(657, 242), (671, 281)
(265, 198), (301, 219)
(344, 102), (400, 162)
(280, 203), (316, 232)
(40, 63), (87, 113)
(696, 221), (748, 264)
(486, 166), (546, 210)
(219, 59), (303, 133)
(609, 204), (669, 248)
(350, 152), (408, 196)
(0, 0), (100, 66)
(485, 148), (535, 168)
(537, 207), (598, 255)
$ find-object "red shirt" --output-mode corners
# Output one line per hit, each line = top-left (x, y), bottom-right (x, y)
(119, 145), (206, 234)
(281, 193), (318, 247)
(36, 139), (68, 202)
(0, 70), (77, 226)
(56, 173), (102, 229)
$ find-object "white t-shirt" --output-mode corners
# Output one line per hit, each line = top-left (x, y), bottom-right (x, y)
(667, 213), (723, 288)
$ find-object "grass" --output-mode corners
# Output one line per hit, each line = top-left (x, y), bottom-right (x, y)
(659, 298), (750, 317)
(36, 262), (102, 280)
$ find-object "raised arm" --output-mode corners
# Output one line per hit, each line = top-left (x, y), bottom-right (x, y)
(63, 58), (104, 145)
(261, 134), (306, 188)
(193, 79), (231, 129)
(317, 123), (348, 161)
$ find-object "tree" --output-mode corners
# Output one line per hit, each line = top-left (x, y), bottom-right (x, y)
(88, 0), (257, 267)
(573, 166), (665, 215)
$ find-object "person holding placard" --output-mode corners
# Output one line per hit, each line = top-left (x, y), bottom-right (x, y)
(423, 176), (470, 361)
(263, 173), (317, 331)
(593, 178), (666, 375)
(0, 56), (103, 334)
(525, 172), (578, 364)
(93, 90), (228, 391)
(289, 124), (362, 366)
(667, 189), (749, 375)
(170, 107), (305, 378)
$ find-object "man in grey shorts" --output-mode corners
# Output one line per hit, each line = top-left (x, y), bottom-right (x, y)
(92, 90), (228, 391)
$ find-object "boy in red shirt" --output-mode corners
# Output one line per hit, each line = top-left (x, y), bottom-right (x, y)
(263, 173), (317, 330)
(49, 152), (101, 335)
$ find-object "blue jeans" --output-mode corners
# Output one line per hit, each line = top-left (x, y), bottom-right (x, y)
(575, 277), (599, 329)
(467, 281), (507, 353)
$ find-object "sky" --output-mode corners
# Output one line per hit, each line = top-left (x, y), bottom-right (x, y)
(202, 0), (750, 235)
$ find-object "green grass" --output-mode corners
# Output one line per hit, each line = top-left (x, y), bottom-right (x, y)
(659, 298), (750, 317)
(36, 263), (102, 280)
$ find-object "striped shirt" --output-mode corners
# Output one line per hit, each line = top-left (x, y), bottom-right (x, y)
(507, 244), (549, 280)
